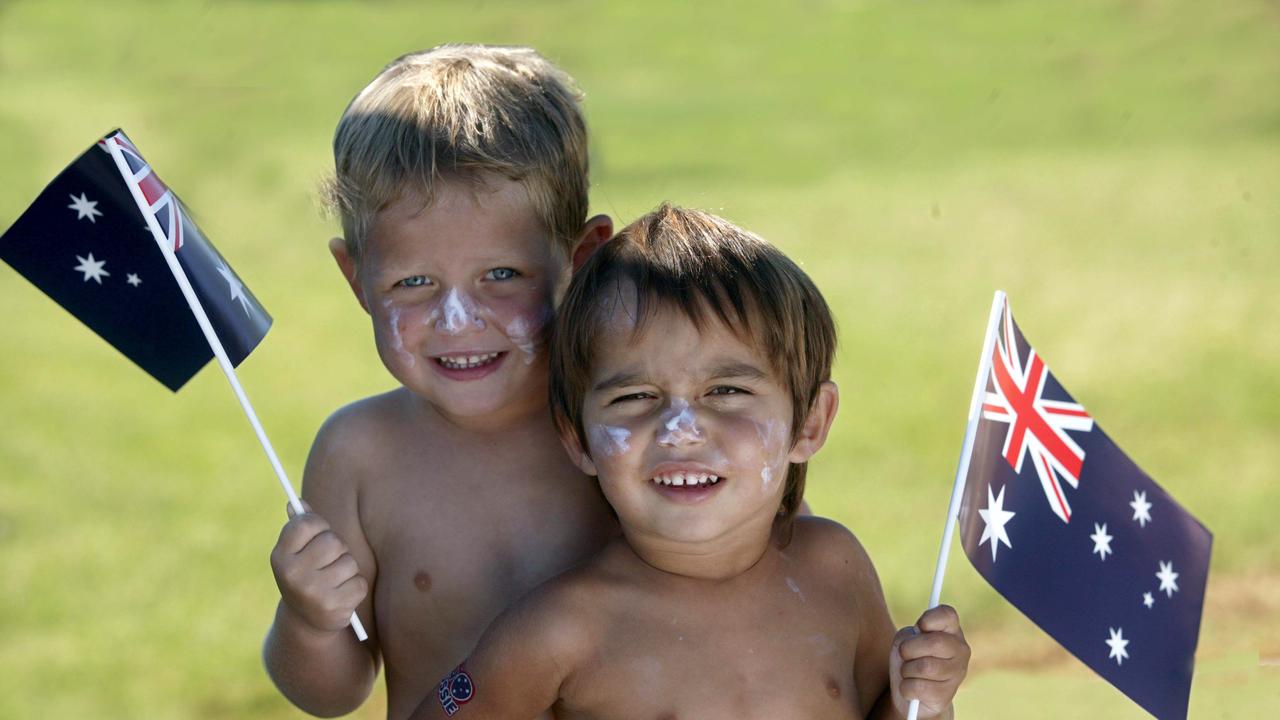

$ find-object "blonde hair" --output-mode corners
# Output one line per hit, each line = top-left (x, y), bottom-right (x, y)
(550, 204), (838, 541)
(326, 44), (590, 261)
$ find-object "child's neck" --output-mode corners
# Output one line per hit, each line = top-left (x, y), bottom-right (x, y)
(410, 390), (551, 439)
(621, 516), (779, 582)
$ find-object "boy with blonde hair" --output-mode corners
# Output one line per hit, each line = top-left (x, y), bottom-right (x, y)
(263, 45), (617, 718)
(412, 205), (970, 719)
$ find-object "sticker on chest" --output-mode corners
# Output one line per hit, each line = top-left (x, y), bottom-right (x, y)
(437, 663), (476, 715)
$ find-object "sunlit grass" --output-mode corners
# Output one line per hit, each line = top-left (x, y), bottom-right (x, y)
(1, 0), (1276, 716)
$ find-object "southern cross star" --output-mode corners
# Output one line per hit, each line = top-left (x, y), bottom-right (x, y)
(67, 192), (103, 222)
(74, 253), (109, 284)
(1156, 560), (1179, 598)
(1130, 490), (1153, 527)
(1106, 627), (1130, 665)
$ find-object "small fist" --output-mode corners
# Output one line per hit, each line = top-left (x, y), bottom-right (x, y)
(889, 604), (970, 719)
(269, 501), (368, 634)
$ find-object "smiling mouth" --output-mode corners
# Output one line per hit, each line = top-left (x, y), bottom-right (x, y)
(434, 352), (503, 370)
(651, 472), (721, 487)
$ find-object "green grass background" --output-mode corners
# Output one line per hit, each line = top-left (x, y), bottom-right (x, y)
(1, 0), (1276, 716)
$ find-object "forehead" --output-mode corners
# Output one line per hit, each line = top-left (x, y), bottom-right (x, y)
(590, 286), (774, 381)
(363, 177), (560, 266)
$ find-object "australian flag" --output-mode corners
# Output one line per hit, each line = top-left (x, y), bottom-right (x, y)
(0, 130), (270, 391)
(957, 297), (1212, 720)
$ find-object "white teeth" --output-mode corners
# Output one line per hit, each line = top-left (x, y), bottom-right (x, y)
(438, 352), (499, 369)
(651, 473), (722, 487)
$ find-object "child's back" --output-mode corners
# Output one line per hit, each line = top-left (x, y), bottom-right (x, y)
(263, 45), (616, 719)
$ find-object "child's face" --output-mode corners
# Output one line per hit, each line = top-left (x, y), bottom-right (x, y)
(349, 178), (571, 423)
(569, 294), (808, 546)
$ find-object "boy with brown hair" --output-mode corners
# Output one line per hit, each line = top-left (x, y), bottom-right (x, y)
(262, 45), (617, 718)
(411, 204), (970, 720)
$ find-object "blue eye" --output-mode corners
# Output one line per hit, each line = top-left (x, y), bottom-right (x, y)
(486, 268), (518, 281)
(397, 275), (430, 288)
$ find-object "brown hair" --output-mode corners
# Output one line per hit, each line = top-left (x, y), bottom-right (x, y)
(325, 44), (590, 261)
(550, 204), (837, 538)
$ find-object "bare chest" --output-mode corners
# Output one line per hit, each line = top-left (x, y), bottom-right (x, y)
(560, 581), (862, 720)
(366, 449), (614, 706)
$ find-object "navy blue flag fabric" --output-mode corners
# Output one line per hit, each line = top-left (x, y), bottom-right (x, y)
(0, 130), (270, 390)
(958, 299), (1212, 719)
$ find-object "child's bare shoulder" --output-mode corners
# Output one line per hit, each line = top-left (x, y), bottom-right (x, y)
(483, 549), (618, 666)
(787, 515), (883, 591)
(308, 390), (416, 476)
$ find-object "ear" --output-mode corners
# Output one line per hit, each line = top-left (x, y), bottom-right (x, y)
(329, 236), (370, 314)
(570, 214), (613, 273)
(557, 420), (599, 476)
(788, 381), (840, 464)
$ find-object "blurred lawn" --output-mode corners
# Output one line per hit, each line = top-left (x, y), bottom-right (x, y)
(1, 0), (1277, 717)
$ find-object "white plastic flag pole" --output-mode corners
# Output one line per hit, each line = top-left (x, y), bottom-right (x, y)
(104, 136), (368, 642)
(905, 290), (1004, 720)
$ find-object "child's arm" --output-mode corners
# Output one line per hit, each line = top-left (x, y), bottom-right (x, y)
(407, 578), (587, 720)
(262, 412), (381, 715)
(830, 525), (967, 720)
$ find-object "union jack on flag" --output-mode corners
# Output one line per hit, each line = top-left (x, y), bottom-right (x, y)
(982, 304), (1094, 523)
(957, 296), (1212, 719)
(98, 131), (184, 251)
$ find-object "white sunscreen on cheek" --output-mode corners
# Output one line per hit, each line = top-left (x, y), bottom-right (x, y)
(384, 301), (414, 367)
(503, 305), (551, 365)
(755, 419), (784, 491)
(588, 424), (632, 456)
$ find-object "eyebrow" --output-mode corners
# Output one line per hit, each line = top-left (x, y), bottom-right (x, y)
(707, 362), (770, 382)
(592, 371), (647, 393)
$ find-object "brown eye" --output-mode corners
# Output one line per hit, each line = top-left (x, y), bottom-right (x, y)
(610, 392), (653, 405)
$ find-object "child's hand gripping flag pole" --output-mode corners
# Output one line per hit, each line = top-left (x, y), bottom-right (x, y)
(905, 290), (1007, 720)
(912, 291), (1212, 720)
(0, 129), (367, 641)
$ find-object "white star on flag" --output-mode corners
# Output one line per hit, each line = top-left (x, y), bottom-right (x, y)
(216, 261), (252, 315)
(1143, 592), (1155, 609)
(1090, 522), (1113, 560)
(1156, 560), (1179, 598)
(74, 253), (110, 284)
(978, 483), (1016, 562)
(67, 192), (103, 223)
(1106, 627), (1130, 665)
(1130, 490), (1152, 527)
(126, 273), (142, 287)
